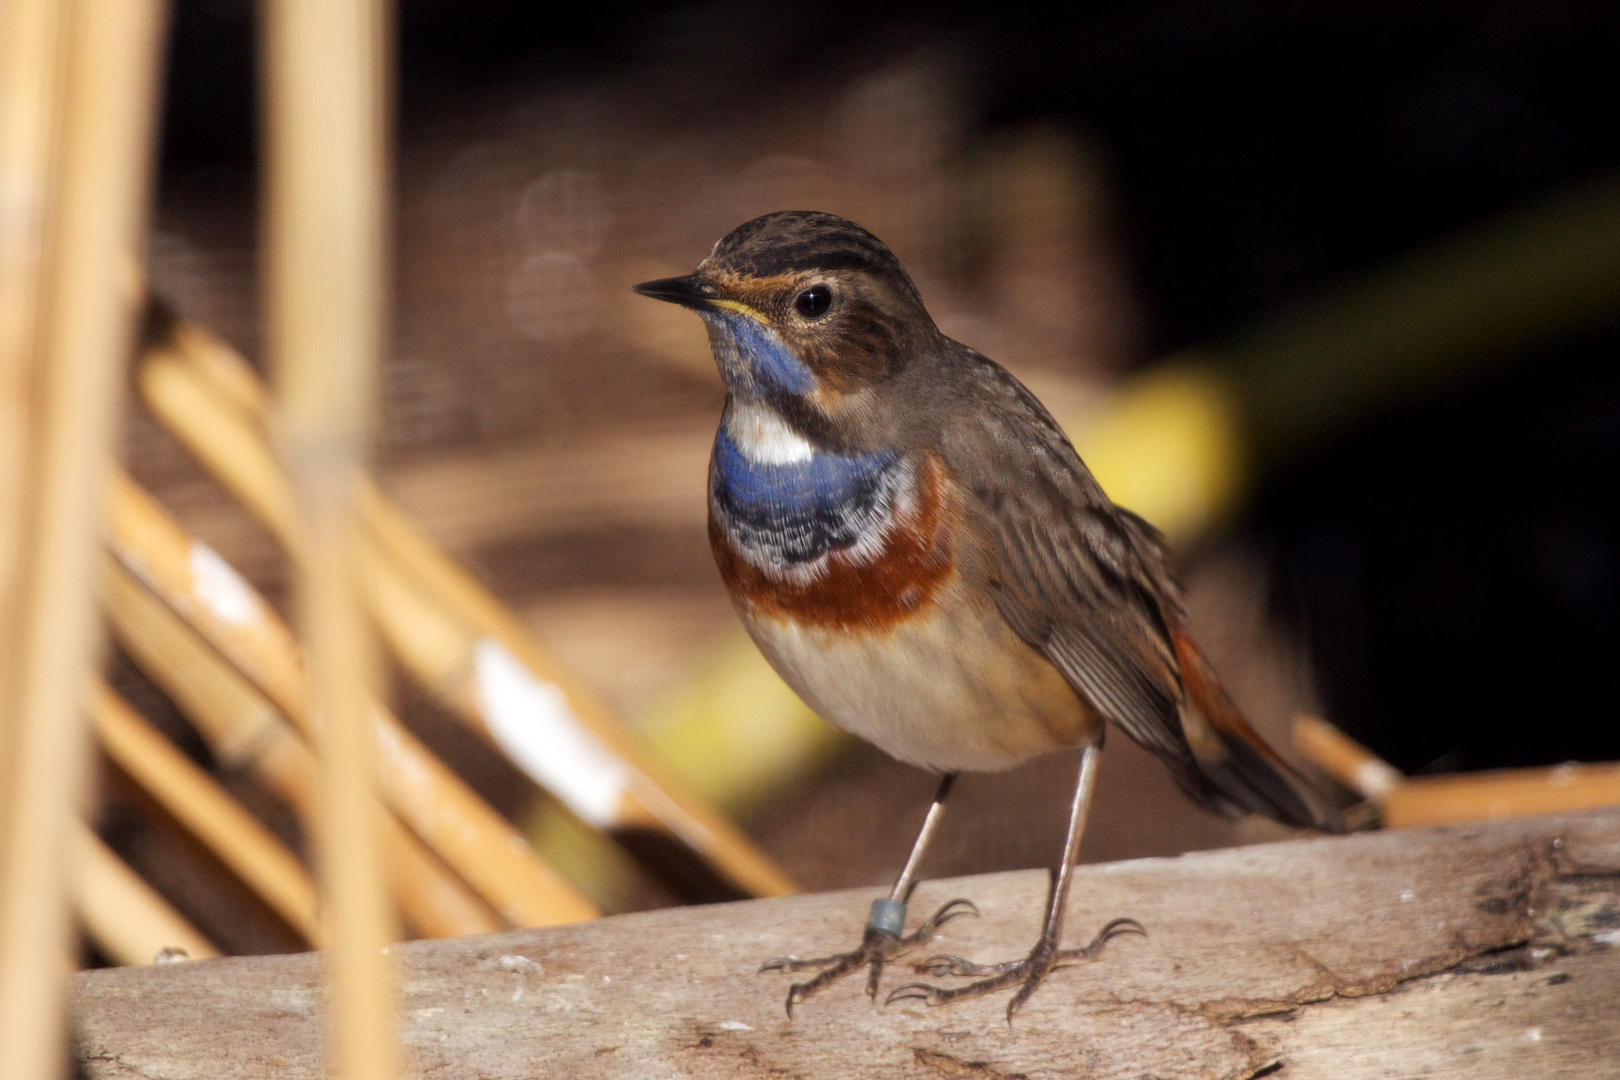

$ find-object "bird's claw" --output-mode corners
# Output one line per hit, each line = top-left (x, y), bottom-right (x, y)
(1060, 917), (1147, 963)
(909, 953), (1021, 978)
(759, 898), (978, 1017)
(758, 954), (846, 974)
(885, 964), (1029, 1014)
(883, 979), (960, 1007)
(913, 897), (980, 931)
(889, 916), (1148, 1021)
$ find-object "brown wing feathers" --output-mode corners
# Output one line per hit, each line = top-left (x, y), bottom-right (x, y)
(949, 350), (1340, 832)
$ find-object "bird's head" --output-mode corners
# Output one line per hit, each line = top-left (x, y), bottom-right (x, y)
(633, 211), (939, 437)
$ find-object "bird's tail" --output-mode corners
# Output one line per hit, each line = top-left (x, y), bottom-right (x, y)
(1171, 627), (1345, 833)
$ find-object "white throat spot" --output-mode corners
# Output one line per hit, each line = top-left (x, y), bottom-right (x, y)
(727, 403), (815, 465)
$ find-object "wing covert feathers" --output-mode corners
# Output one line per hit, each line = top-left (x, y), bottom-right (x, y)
(941, 345), (1341, 832)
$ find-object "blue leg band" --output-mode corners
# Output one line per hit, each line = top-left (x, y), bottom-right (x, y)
(867, 897), (907, 937)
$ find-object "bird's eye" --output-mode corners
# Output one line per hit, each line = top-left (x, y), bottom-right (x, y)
(794, 284), (832, 318)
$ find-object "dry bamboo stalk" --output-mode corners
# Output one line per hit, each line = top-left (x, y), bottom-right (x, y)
(103, 469), (598, 926)
(71, 818), (219, 967)
(89, 678), (322, 944)
(1292, 715), (1620, 828)
(1385, 763), (1620, 828)
(158, 307), (269, 419)
(138, 347), (297, 546)
(104, 468), (307, 714)
(369, 716), (599, 926)
(379, 830), (503, 938)
(104, 555), (294, 770)
(137, 323), (797, 899)
(0, 1), (167, 1076)
(363, 489), (799, 898)
(0, 0), (69, 814)
(1292, 715), (1403, 803)
(266, 0), (399, 1070)
(101, 555), (503, 938)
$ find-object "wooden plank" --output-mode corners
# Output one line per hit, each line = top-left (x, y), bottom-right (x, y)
(72, 808), (1620, 1079)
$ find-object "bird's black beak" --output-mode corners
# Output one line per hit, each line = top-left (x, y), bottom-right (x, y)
(631, 274), (714, 310)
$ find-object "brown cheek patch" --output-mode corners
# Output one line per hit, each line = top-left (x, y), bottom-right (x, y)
(806, 304), (902, 389)
(712, 456), (957, 634)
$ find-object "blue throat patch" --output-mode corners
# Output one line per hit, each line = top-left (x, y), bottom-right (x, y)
(710, 424), (901, 566)
(705, 312), (815, 397)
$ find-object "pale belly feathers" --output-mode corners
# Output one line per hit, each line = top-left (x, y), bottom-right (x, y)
(734, 579), (1101, 773)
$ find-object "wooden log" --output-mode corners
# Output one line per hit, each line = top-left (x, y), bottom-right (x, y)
(71, 808), (1620, 1079)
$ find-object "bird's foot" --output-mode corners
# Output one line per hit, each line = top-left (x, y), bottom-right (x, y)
(759, 898), (978, 1017)
(887, 916), (1146, 1021)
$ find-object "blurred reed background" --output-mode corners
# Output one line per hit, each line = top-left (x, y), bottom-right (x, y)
(70, 0), (1620, 971)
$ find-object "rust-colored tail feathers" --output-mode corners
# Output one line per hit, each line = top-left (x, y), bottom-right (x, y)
(1171, 628), (1345, 833)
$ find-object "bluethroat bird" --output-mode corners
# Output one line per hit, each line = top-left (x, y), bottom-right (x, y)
(634, 211), (1342, 1020)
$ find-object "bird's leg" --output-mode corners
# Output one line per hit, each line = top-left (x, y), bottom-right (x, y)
(759, 773), (976, 1016)
(888, 744), (1146, 1022)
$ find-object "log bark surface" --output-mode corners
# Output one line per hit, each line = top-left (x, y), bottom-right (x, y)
(73, 809), (1620, 1079)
